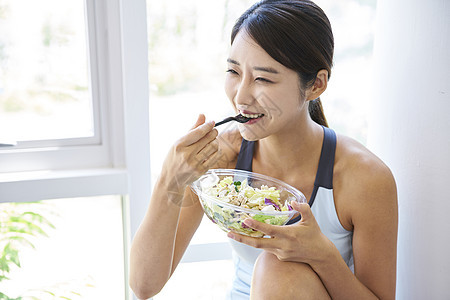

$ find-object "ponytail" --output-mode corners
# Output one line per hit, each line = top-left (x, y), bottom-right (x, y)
(308, 97), (328, 127)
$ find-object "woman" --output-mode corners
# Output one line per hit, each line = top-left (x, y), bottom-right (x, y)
(130, 1), (398, 299)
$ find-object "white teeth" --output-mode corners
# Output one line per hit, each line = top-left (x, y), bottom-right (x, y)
(241, 112), (263, 119)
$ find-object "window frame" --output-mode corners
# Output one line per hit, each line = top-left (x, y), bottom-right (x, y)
(0, 1), (107, 173)
(0, 0), (134, 190)
(0, 1), (152, 299)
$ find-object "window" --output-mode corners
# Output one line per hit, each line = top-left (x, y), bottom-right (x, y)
(0, 0), (93, 143)
(0, 0), (139, 174)
(0, 0), (110, 173)
(0, 196), (126, 299)
(316, 0), (376, 144)
(0, 0), (151, 299)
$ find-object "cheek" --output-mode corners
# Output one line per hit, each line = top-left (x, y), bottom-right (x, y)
(224, 78), (236, 104)
(268, 97), (304, 123)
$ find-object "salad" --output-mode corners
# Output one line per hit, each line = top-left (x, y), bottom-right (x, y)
(199, 175), (296, 237)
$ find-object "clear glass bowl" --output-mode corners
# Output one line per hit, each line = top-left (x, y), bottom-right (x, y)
(190, 169), (307, 237)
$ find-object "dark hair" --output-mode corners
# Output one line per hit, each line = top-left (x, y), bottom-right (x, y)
(231, 0), (333, 127)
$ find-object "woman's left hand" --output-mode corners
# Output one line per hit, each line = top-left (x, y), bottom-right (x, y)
(227, 201), (334, 266)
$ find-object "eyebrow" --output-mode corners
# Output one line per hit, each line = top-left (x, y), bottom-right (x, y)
(227, 58), (279, 74)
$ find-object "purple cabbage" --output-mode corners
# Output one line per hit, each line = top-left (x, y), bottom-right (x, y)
(264, 198), (281, 211)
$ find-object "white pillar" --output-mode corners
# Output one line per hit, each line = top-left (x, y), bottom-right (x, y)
(368, 0), (450, 299)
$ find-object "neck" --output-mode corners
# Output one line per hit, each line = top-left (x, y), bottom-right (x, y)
(254, 118), (324, 175)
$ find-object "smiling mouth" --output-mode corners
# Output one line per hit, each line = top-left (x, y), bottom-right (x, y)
(240, 112), (264, 119)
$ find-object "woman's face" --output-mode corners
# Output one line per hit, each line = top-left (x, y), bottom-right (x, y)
(224, 30), (308, 141)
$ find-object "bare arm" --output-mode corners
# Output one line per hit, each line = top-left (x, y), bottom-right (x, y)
(129, 117), (241, 299)
(129, 115), (221, 299)
(313, 150), (398, 299)
(129, 183), (204, 299)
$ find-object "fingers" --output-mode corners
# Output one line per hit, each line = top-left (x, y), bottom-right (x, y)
(227, 231), (277, 249)
(226, 218), (287, 249)
(291, 202), (313, 222)
(242, 219), (286, 238)
(201, 146), (222, 169)
(190, 114), (206, 130)
(180, 120), (216, 146)
(169, 115), (220, 176)
(196, 137), (219, 158)
(183, 120), (220, 168)
(192, 127), (219, 153)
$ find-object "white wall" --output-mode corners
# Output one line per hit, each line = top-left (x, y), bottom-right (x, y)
(368, 0), (450, 299)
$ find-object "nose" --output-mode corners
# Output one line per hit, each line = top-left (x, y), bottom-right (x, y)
(234, 80), (255, 107)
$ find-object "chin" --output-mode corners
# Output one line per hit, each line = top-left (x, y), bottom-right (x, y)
(238, 124), (268, 141)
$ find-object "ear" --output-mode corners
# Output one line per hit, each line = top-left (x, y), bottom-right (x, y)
(306, 69), (328, 101)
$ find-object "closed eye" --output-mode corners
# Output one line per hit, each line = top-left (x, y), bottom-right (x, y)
(255, 77), (273, 83)
(226, 69), (239, 75)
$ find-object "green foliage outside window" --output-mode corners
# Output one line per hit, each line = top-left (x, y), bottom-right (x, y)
(0, 203), (92, 300)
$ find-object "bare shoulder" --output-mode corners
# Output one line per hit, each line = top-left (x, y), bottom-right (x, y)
(334, 134), (395, 184)
(333, 134), (398, 229)
(212, 126), (243, 169)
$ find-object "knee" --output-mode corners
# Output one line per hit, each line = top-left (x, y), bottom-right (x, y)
(250, 251), (330, 300)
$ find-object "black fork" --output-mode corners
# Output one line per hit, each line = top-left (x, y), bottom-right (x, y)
(214, 114), (253, 127)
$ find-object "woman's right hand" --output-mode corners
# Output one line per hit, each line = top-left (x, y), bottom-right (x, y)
(159, 114), (220, 198)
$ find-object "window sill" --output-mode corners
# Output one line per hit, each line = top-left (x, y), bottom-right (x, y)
(0, 168), (128, 203)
